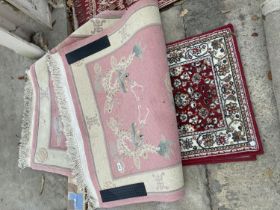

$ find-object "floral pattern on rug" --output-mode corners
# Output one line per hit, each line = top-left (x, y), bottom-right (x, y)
(73, 0), (178, 26)
(170, 58), (225, 134)
(93, 0), (177, 13)
(167, 25), (263, 161)
(108, 118), (173, 170)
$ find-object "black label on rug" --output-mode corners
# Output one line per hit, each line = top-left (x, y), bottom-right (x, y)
(100, 183), (147, 202)
(66, 36), (110, 65)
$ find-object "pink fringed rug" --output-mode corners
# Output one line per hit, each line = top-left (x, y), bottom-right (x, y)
(18, 56), (71, 176)
(46, 0), (184, 208)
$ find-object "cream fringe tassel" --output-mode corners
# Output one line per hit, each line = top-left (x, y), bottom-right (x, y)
(18, 72), (33, 169)
(46, 53), (97, 209)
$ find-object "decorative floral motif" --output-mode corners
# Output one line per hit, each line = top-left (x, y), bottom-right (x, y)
(133, 43), (143, 58)
(85, 114), (100, 130)
(91, 19), (105, 34)
(96, 0), (125, 12)
(170, 66), (183, 77)
(173, 79), (181, 88)
(119, 24), (131, 43)
(152, 172), (169, 191)
(93, 63), (103, 92)
(137, 105), (150, 126)
(130, 81), (144, 101)
(103, 181), (116, 189)
(40, 88), (49, 99)
(170, 58), (225, 134)
(108, 118), (172, 170)
(100, 46), (141, 113)
(198, 134), (215, 148)
(167, 49), (185, 64)
(54, 116), (65, 146)
(174, 92), (190, 108)
(226, 102), (238, 115)
(35, 148), (48, 163)
(73, 60), (84, 67)
(216, 134), (227, 145)
(180, 138), (193, 150)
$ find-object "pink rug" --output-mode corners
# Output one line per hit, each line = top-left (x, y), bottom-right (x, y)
(18, 57), (71, 176)
(20, 1), (184, 208)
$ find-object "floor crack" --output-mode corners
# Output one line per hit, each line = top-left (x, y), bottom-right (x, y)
(205, 165), (214, 210)
(180, 2), (188, 38)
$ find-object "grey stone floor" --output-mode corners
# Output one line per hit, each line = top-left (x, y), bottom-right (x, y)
(1, 0), (279, 209)
(0, 7), (68, 210)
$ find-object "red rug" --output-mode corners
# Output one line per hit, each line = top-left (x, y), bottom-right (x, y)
(73, 0), (178, 26)
(167, 24), (263, 165)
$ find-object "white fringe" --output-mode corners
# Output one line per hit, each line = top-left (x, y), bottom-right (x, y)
(18, 72), (33, 169)
(46, 53), (97, 209)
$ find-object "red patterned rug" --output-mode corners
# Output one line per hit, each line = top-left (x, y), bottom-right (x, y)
(73, 0), (178, 26)
(167, 24), (263, 165)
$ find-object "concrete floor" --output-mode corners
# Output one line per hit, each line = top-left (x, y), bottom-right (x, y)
(0, 7), (68, 210)
(1, 0), (280, 209)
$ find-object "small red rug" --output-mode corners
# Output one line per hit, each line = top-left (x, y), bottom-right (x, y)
(167, 24), (263, 165)
(73, 0), (178, 26)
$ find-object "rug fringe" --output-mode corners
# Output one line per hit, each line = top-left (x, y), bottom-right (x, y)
(46, 53), (98, 209)
(18, 72), (33, 169)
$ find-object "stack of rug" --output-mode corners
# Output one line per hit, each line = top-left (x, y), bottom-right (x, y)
(18, 0), (263, 209)
(72, 0), (179, 26)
